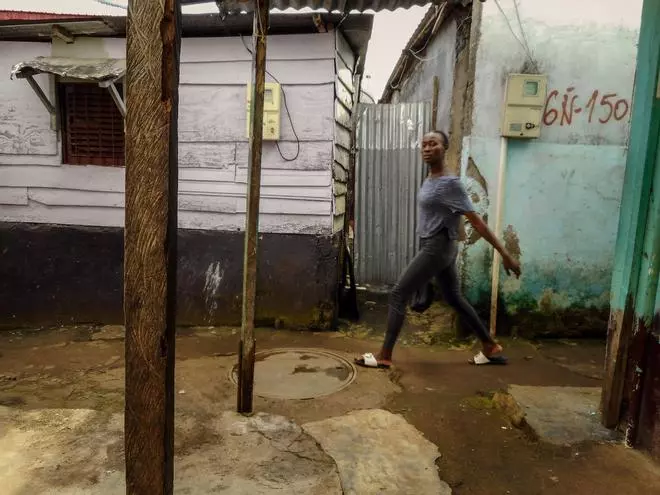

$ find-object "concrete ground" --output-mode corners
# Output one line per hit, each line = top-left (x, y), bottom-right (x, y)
(494, 385), (620, 446)
(1, 301), (659, 494)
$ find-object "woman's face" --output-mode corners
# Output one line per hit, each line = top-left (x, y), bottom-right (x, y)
(422, 132), (446, 164)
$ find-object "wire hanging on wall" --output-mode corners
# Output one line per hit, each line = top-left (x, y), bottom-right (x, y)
(240, 34), (301, 162)
(492, 0), (539, 72)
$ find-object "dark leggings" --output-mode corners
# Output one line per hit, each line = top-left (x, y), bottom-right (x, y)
(383, 231), (494, 352)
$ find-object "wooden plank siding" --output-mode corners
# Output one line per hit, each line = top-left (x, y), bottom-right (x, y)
(0, 34), (336, 234)
(332, 31), (355, 234)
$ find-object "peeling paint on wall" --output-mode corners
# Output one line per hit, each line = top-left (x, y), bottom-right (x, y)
(503, 225), (521, 260)
(0, 123), (49, 155)
(204, 261), (225, 319)
(463, 157), (489, 245)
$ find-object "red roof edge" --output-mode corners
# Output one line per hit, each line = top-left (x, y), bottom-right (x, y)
(0, 11), (95, 21)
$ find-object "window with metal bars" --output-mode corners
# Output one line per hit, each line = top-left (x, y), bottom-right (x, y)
(59, 83), (125, 167)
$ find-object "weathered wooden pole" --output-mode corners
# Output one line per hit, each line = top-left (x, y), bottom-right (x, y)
(237, 0), (270, 415)
(124, 0), (181, 492)
(431, 75), (439, 129)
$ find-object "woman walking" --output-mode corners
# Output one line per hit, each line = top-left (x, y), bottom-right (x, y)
(356, 130), (521, 369)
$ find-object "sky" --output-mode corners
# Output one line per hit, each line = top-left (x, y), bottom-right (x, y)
(4, 0), (427, 101)
(361, 6), (428, 101)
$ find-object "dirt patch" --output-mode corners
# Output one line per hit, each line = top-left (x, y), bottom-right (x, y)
(346, 295), (463, 346)
(0, 325), (658, 494)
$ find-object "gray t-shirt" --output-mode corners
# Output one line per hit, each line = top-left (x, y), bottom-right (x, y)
(417, 176), (475, 239)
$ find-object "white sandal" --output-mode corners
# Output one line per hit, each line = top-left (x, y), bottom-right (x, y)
(355, 352), (391, 369)
(469, 351), (508, 365)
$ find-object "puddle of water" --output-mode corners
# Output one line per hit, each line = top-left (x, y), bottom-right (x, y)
(292, 365), (321, 374)
(324, 366), (350, 381)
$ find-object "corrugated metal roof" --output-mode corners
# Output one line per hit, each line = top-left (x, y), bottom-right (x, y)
(0, 13), (373, 55)
(1, 0), (436, 16)
(210, 0), (435, 14)
(11, 57), (125, 82)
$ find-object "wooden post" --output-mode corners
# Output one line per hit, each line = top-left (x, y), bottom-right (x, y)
(489, 137), (508, 337)
(601, 0), (660, 428)
(431, 76), (439, 129)
(237, 0), (270, 415)
(124, 0), (181, 493)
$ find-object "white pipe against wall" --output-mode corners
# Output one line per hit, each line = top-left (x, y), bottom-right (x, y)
(489, 136), (508, 337)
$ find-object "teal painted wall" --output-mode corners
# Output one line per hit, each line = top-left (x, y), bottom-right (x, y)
(460, 0), (643, 335)
(602, 0), (660, 452)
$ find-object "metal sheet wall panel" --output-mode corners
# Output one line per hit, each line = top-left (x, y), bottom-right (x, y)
(354, 102), (431, 287)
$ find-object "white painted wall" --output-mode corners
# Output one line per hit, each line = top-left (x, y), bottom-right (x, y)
(0, 34), (338, 234)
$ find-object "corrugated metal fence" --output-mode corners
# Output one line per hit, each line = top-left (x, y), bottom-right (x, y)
(354, 102), (432, 287)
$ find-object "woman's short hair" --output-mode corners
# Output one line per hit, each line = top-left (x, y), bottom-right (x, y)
(429, 130), (449, 148)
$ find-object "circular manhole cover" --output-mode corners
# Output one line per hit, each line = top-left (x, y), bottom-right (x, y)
(230, 348), (357, 400)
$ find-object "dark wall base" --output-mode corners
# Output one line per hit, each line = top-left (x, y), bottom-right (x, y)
(500, 307), (609, 339)
(0, 223), (340, 329)
(467, 295), (609, 339)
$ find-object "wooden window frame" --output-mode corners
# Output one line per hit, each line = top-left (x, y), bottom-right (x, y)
(59, 81), (125, 167)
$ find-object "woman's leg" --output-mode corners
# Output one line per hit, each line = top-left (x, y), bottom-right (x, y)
(436, 259), (502, 356)
(377, 250), (437, 362)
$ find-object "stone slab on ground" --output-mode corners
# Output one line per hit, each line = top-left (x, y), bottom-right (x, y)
(0, 406), (341, 494)
(303, 409), (452, 495)
(495, 385), (620, 446)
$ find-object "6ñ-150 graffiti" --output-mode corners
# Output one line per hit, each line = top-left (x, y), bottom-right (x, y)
(543, 87), (631, 127)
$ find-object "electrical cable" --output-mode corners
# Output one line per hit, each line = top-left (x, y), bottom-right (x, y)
(408, 47), (446, 63)
(389, 5), (447, 87)
(360, 88), (376, 103)
(408, 11), (471, 63)
(388, 55), (410, 90)
(240, 34), (301, 162)
(493, 0), (539, 71)
(336, 13), (350, 30)
(512, 0), (536, 68)
(410, 5), (444, 56)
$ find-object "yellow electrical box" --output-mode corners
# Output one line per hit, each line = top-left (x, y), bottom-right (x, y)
(246, 82), (281, 141)
(500, 73), (548, 138)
